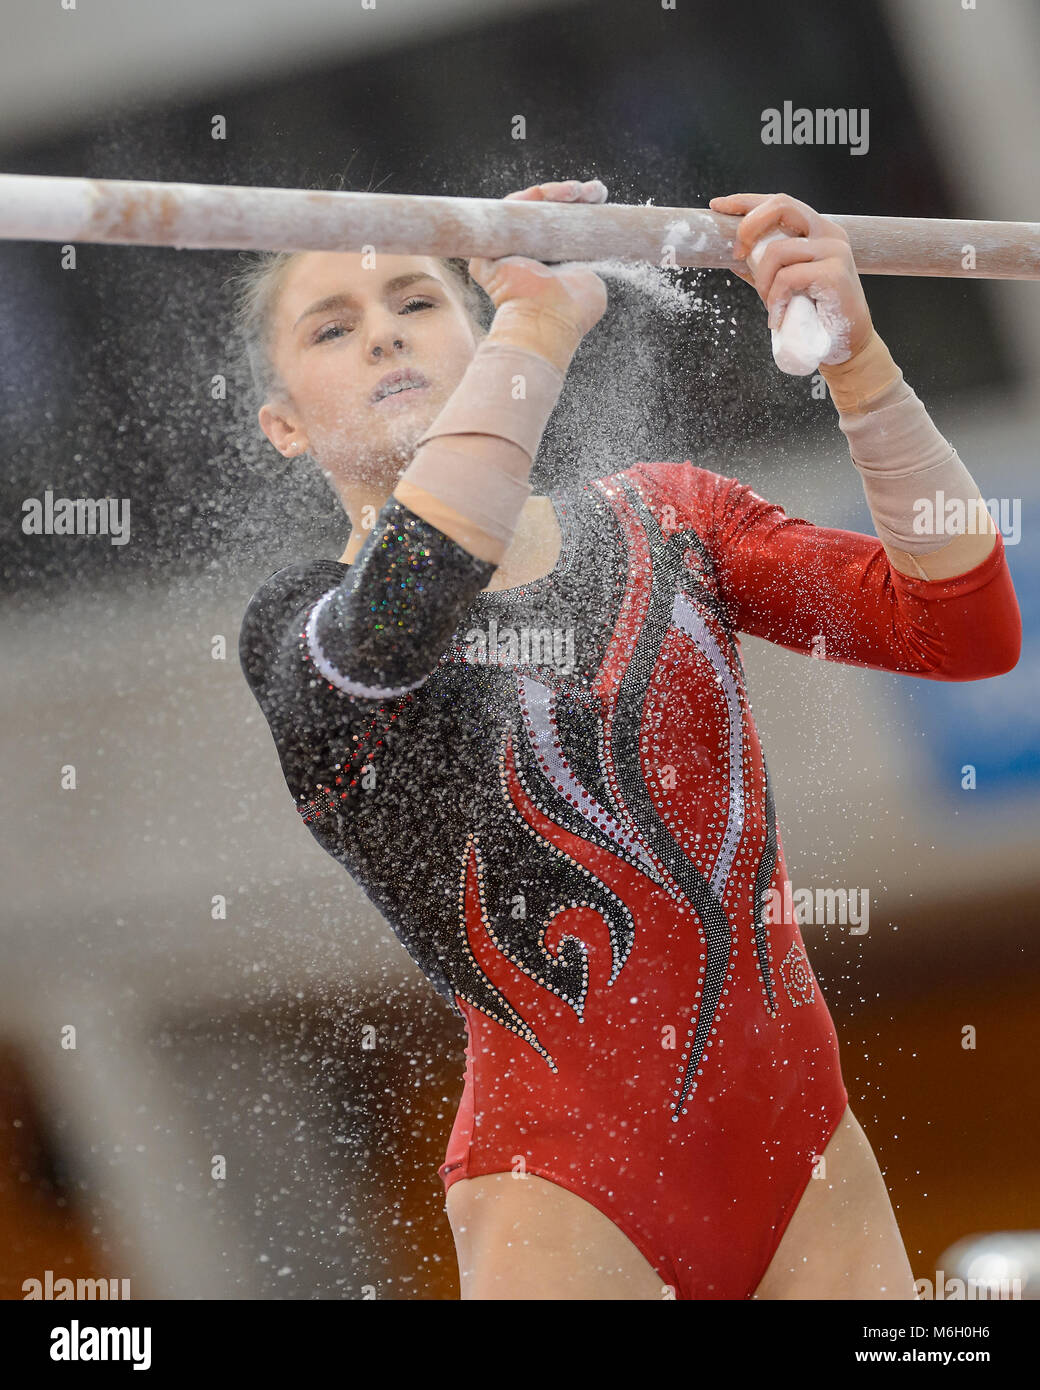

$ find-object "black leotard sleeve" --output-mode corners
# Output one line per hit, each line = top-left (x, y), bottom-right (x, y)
(238, 495), (505, 1007)
(240, 494), (497, 712)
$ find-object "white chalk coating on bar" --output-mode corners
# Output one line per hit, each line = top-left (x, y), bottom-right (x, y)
(1, 174), (92, 241)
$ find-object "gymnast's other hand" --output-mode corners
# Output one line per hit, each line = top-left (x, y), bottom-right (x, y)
(708, 191), (875, 364)
(468, 178), (609, 341)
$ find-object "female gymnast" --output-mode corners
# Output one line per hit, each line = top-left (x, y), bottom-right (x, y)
(235, 178), (1021, 1300)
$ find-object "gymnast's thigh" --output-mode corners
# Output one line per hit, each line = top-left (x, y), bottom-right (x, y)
(444, 1171), (668, 1300)
(752, 1104), (918, 1300)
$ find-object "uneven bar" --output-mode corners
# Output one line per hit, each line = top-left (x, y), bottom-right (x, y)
(0, 173), (1037, 278)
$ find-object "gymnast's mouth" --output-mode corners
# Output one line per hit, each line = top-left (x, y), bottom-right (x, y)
(370, 368), (430, 404)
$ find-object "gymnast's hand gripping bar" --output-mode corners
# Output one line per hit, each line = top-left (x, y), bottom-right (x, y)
(1, 173), (1038, 280)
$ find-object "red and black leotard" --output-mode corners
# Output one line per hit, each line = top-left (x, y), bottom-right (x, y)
(239, 461), (1020, 1298)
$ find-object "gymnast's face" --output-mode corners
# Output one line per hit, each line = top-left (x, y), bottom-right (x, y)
(259, 250), (483, 480)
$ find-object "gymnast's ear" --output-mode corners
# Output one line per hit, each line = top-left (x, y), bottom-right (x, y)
(258, 401), (306, 459)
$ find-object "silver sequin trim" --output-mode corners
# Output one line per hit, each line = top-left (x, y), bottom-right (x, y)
(671, 593), (745, 896)
(304, 587), (428, 700)
(518, 674), (661, 877)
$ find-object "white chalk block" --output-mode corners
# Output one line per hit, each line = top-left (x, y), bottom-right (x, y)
(747, 228), (832, 376)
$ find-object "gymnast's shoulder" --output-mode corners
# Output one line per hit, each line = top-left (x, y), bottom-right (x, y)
(617, 457), (741, 522)
(238, 557), (349, 692)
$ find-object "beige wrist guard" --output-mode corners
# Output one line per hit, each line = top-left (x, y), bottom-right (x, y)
(835, 369), (992, 556)
(819, 330), (902, 413)
(397, 341), (566, 547)
(396, 443), (533, 547)
(414, 340), (566, 459)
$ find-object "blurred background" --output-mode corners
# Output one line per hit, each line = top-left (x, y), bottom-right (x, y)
(1, 0), (1037, 1299)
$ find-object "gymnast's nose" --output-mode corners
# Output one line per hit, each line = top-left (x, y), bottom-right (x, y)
(369, 336), (405, 359)
(366, 323), (407, 359)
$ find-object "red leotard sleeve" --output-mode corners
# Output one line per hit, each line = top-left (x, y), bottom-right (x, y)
(652, 463), (1022, 682)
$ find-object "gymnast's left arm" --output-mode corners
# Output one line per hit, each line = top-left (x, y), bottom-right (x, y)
(698, 191), (1022, 680)
(711, 190), (1005, 581)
